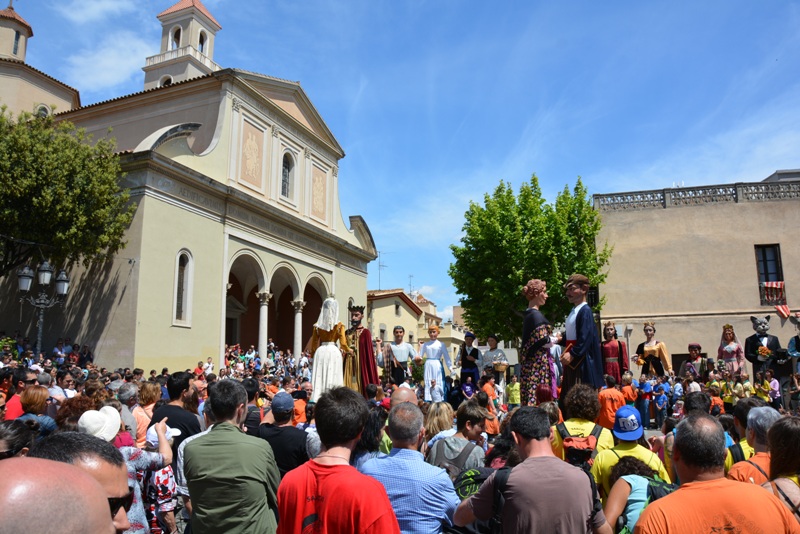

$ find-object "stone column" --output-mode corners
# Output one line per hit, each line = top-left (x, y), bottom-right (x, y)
(257, 292), (272, 362)
(292, 299), (306, 361)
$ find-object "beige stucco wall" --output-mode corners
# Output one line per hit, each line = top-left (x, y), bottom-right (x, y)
(0, 21), (28, 60)
(0, 64), (76, 116)
(132, 193), (225, 373)
(597, 186), (800, 375)
(368, 297), (421, 343)
(0, 193), (143, 371)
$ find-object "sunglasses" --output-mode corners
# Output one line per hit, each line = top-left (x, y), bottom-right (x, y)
(24, 379), (37, 385)
(108, 490), (134, 517)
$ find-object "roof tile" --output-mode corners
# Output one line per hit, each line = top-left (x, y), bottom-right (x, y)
(0, 5), (33, 36)
(157, 0), (221, 29)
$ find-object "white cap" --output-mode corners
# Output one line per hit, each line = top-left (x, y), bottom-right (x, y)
(77, 406), (121, 442)
(145, 424), (181, 448)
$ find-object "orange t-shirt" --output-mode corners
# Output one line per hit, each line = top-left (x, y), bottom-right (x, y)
(727, 452), (771, 485)
(710, 396), (725, 414)
(622, 385), (638, 404)
(482, 383), (500, 435)
(293, 398), (307, 426)
(597, 388), (626, 429)
(635, 477), (800, 534)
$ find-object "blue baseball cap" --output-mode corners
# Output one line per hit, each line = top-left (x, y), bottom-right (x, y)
(271, 392), (295, 413)
(613, 405), (643, 441)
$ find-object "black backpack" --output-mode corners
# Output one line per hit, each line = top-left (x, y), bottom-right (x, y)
(728, 442), (748, 464)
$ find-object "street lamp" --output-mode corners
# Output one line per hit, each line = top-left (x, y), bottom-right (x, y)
(17, 262), (70, 356)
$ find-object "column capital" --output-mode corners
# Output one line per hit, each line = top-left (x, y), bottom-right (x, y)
(257, 292), (272, 305)
(291, 299), (306, 312)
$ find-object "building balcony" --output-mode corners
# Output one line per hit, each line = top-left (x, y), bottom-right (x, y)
(760, 281), (787, 306)
(145, 46), (221, 72)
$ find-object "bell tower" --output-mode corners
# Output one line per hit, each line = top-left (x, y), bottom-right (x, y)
(143, 0), (222, 90)
(0, 0), (33, 61)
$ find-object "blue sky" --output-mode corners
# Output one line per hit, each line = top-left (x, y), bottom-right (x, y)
(22, 0), (800, 320)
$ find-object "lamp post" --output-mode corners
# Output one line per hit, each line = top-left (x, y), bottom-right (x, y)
(17, 261), (70, 356)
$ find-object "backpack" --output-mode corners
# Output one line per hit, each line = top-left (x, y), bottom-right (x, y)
(556, 422), (603, 470)
(444, 466), (508, 534)
(489, 467), (511, 534)
(430, 441), (478, 482)
(616, 475), (678, 534)
(728, 442), (746, 465)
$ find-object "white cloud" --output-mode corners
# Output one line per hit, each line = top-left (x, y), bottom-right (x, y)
(62, 32), (153, 95)
(416, 285), (436, 296)
(439, 305), (454, 322)
(54, 0), (137, 24)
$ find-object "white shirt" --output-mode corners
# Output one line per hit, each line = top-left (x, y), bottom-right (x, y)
(565, 302), (588, 340)
(420, 340), (452, 368)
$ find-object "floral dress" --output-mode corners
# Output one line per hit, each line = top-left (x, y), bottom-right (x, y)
(520, 307), (554, 405)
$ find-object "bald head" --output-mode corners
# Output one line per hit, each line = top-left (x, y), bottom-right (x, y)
(390, 387), (418, 408)
(0, 458), (115, 534)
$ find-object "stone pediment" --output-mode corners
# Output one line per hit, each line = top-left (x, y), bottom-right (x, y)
(232, 69), (343, 157)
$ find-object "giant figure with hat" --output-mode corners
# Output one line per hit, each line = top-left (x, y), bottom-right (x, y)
(560, 274), (604, 397)
(458, 332), (481, 386)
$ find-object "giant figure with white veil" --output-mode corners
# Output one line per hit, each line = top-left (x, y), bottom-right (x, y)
(306, 297), (350, 403)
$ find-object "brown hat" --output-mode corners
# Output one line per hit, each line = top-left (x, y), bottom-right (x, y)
(563, 274), (590, 289)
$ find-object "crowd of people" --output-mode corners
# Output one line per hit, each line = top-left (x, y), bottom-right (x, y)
(2, 273), (800, 533)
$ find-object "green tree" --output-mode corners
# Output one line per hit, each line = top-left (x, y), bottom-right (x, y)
(448, 175), (611, 343)
(0, 109), (134, 276)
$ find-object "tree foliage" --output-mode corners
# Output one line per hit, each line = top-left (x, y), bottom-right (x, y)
(0, 109), (134, 277)
(448, 175), (612, 344)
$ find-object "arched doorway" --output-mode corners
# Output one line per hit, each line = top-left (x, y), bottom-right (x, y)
(226, 253), (266, 350)
(268, 264), (301, 357)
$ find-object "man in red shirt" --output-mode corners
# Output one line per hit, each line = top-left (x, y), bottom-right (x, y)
(277, 386), (400, 533)
(597, 375), (626, 429)
(4, 368), (36, 420)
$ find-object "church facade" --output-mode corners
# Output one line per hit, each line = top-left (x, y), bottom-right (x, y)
(0, 1), (377, 371)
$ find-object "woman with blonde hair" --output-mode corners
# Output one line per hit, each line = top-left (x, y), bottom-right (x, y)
(132, 381), (162, 448)
(424, 401), (455, 444)
(718, 324), (745, 377)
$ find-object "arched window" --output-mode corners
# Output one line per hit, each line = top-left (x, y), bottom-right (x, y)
(171, 27), (182, 50)
(35, 105), (50, 118)
(281, 153), (294, 198)
(13, 31), (20, 55)
(159, 76), (173, 87)
(198, 31), (207, 53)
(174, 250), (194, 325)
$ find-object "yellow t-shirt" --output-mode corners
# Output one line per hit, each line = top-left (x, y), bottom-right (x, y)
(755, 380), (771, 402)
(724, 437), (755, 473)
(721, 381), (735, 404)
(591, 441), (671, 498)
(550, 419), (614, 460)
(506, 382), (521, 405)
